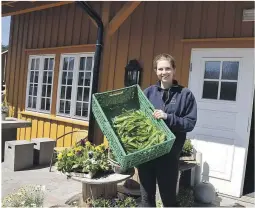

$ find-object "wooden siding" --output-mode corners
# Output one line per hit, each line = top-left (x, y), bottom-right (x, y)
(5, 1), (254, 145)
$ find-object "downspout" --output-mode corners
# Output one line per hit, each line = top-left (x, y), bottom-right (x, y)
(76, 1), (104, 143)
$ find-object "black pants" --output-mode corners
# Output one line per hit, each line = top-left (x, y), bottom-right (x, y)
(137, 138), (185, 207)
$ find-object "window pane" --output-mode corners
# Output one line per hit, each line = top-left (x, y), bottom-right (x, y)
(220, 82), (237, 101)
(78, 72), (84, 86)
(33, 84), (38, 96)
(86, 57), (92, 71)
(204, 61), (220, 79)
(222, 61), (239, 80)
(69, 57), (74, 70)
(65, 101), (71, 114)
(29, 84), (33, 95)
(62, 72), (67, 85)
(82, 103), (88, 117)
(61, 86), (65, 99)
(46, 99), (51, 111)
(63, 58), (68, 71)
(59, 100), (65, 113)
(44, 58), (49, 70)
(34, 71), (39, 83)
(202, 81), (219, 99)
(35, 58), (40, 70)
(41, 98), (45, 110)
(80, 57), (86, 71)
(83, 88), (90, 102)
(47, 85), (52, 97)
(30, 71), (34, 83)
(67, 72), (73, 85)
(48, 71), (52, 84)
(32, 97), (37, 108)
(85, 72), (91, 86)
(43, 71), (47, 83)
(77, 87), (83, 101)
(28, 96), (32, 108)
(31, 59), (35, 70)
(66, 86), (72, 99)
(49, 58), (54, 70)
(76, 102), (82, 116)
(42, 84), (46, 97)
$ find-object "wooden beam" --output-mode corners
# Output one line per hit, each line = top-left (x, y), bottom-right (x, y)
(181, 37), (255, 42)
(2, 1), (73, 17)
(24, 44), (96, 55)
(108, 1), (141, 36)
(2, 1), (16, 6)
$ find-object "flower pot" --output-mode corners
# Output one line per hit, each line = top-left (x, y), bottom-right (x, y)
(2, 112), (7, 120)
(108, 158), (128, 174)
(68, 171), (96, 179)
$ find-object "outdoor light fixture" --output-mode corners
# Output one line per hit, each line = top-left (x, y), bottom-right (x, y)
(124, 59), (142, 87)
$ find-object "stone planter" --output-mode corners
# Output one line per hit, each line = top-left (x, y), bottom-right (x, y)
(2, 112), (7, 120)
(66, 171), (96, 179)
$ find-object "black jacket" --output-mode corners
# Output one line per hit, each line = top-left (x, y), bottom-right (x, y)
(143, 80), (197, 155)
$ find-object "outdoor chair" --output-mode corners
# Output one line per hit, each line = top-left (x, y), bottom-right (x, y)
(49, 130), (88, 172)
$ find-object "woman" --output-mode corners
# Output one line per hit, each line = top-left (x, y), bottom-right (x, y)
(138, 54), (197, 207)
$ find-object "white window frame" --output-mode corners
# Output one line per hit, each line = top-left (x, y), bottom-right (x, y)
(56, 52), (94, 121)
(25, 54), (55, 113)
(201, 58), (240, 102)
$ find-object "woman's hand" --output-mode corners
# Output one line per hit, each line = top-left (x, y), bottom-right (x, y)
(153, 110), (167, 120)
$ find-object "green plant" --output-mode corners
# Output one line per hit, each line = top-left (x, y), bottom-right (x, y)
(156, 186), (194, 207)
(1, 94), (9, 115)
(181, 139), (193, 156)
(86, 196), (137, 208)
(56, 141), (111, 175)
(177, 186), (194, 207)
(2, 184), (45, 207)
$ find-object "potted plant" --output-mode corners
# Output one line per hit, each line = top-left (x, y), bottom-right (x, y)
(1, 100), (9, 121)
(180, 139), (194, 161)
(56, 140), (112, 179)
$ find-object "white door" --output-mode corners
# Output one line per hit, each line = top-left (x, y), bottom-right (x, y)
(188, 48), (254, 197)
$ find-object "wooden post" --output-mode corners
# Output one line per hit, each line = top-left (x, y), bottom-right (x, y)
(81, 183), (117, 202)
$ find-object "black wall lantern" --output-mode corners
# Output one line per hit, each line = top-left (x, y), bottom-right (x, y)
(124, 59), (142, 87)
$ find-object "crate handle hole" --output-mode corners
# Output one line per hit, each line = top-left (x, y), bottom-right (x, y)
(109, 91), (124, 96)
(8, 146), (12, 149)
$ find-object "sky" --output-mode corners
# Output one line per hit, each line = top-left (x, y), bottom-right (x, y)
(2, 16), (11, 46)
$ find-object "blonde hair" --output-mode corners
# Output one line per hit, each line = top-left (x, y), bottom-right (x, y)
(153, 53), (176, 71)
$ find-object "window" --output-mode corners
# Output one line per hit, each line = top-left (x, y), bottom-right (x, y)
(26, 55), (55, 112)
(57, 53), (94, 120)
(202, 60), (239, 101)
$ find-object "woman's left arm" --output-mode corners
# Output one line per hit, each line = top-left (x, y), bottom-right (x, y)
(166, 92), (197, 132)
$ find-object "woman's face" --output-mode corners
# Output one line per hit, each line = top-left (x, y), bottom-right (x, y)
(156, 59), (175, 84)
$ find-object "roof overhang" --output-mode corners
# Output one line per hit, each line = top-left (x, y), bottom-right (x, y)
(2, 1), (73, 17)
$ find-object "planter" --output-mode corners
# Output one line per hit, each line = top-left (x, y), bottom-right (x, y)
(67, 171), (96, 179)
(108, 158), (128, 174)
(2, 112), (7, 120)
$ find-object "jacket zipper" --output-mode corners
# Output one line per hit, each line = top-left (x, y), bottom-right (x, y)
(162, 88), (171, 111)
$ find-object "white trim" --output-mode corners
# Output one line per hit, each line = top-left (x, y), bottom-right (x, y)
(56, 52), (95, 121)
(25, 54), (55, 114)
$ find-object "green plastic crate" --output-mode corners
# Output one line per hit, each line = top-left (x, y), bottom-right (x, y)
(92, 85), (176, 170)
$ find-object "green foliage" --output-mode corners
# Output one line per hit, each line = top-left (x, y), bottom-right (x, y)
(156, 187), (194, 207)
(56, 141), (111, 175)
(2, 44), (8, 52)
(177, 187), (194, 207)
(181, 139), (193, 156)
(86, 196), (137, 207)
(2, 185), (45, 207)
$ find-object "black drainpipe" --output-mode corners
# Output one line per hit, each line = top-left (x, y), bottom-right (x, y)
(76, 1), (104, 143)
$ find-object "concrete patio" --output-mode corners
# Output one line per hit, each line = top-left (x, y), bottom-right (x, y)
(2, 161), (255, 207)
